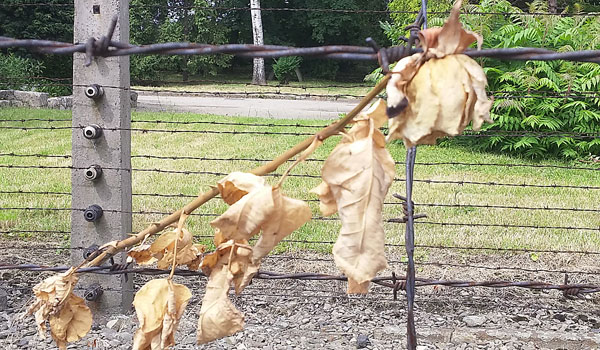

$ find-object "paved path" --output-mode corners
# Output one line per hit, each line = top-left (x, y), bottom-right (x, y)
(135, 92), (362, 120)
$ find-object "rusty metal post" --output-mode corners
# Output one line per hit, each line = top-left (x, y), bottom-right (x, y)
(404, 2), (426, 349)
(404, 146), (417, 349)
(71, 0), (132, 314)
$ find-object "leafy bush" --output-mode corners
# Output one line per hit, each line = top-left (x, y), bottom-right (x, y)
(459, 0), (600, 159)
(0, 53), (44, 90)
(272, 56), (302, 84)
(373, 0), (600, 159)
(305, 60), (339, 80)
(0, 54), (72, 96)
(129, 0), (231, 81)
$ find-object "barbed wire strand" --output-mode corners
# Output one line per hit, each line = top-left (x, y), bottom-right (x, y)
(3, 78), (600, 100)
(0, 206), (597, 231)
(1, 124), (597, 141)
(0, 2), (599, 17)
(1, 263), (599, 296)
(0, 152), (597, 172)
(3, 190), (598, 213)
(2, 35), (600, 64)
(1, 164), (597, 190)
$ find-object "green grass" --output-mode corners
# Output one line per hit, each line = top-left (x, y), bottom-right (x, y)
(0, 107), (599, 254)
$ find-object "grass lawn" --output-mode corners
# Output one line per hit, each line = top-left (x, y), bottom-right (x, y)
(0, 107), (599, 255)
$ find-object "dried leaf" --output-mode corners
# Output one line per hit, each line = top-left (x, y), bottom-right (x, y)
(210, 185), (275, 241)
(26, 268), (79, 338)
(149, 231), (178, 254)
(212, 178), (311, 292)
(200, 239), (235, 275)
(385, 0), (492, 146)
(198, 172), (311, 343)
(197, 257), (244, 344)
(354, 98), (388, 129)
(148, 228), (204, 270)
(132, 279), (191, 350)
(48, 294), (92, 350)
(420, 0), (482, 58)
(251, 188), (312, 264)
(228, 243), (255, 294)
(217, 172), (266, 205)
(128, 244), (158, 266)
(314, 118), (395, 293)
(310, 182), (337, 217)
(385, 54), (420, 119)
(186, 244), (206, 271)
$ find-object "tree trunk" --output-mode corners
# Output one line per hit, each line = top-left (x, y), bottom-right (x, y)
(181, 0), (192, 82)
(182, 56), (189, 82)
(548, 0), (558, 13)
(250, 0), (266, 85)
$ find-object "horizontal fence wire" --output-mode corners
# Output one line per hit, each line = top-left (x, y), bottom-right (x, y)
(0, 152), (597, 172)
(3, 243), (600, 277)
(3, 77), (600, 99)
(1, 164), (598, 190)
(0, 206), (597, 231)
(0, 263), (598, 296)
(0, 2), (598, 17)
(2, 35), (600, 64)
(3, 75), (375, 89)
(3, 239), (600, 256)
(2, 190), (600, 214)
(0, 125), (598, 141)
(1, 283), (590, 314)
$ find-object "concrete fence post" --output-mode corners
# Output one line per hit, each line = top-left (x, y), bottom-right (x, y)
(71, 0), (132, 314)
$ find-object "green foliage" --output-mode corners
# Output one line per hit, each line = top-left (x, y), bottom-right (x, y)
(383, 0), (451, 44)
(379, 0), (600, 159)
(0, 0), (73, 80)
(0, 53), (70, 96)
(272, 56), (303, 84)
(304, 60), (339, 81)
(130, 0), (232, 81)
(0, 54), (43, 90)
(221, 0), (387, 78)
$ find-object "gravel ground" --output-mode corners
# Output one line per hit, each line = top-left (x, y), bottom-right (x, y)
(1, 243), (599, 349)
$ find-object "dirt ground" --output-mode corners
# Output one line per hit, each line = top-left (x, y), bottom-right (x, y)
(1, 242), (599, 349)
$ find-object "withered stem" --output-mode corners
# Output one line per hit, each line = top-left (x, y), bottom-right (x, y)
(83, 75), (390, 269)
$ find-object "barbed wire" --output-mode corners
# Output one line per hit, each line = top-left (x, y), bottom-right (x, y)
(1, 263), (598, 296)
(5, 238), (600, 256)
(0, 206), (597, 231)
(3, 238), (600, 256)
(1, 152), (597, 172)
(3, 77), (600, 100)
(2, 35), (600, 64)
(1, 2), (598, 17)
(6, 77), (600, 99)
(4, 284), (593, 314)
(3, 189), (600, 214)
(1, 164), (597, 190)
(3, 240), (599, 286)
(3, 76), (374, 90)
(0, 124), (598, 141)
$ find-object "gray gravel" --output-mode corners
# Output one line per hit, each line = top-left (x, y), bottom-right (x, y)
(1, 245), (600, 349)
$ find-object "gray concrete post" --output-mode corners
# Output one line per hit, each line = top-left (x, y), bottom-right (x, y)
(71, 0), (133, 314)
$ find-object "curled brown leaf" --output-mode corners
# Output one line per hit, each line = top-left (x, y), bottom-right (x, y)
(132, 279), (191, 350)
(197, 249), (244, 344)
(313, 111), (395, 294)
(385, 0), (492, 147)
(48, 294), (92, 350)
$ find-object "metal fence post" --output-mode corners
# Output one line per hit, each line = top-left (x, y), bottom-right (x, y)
(71, 0), (132, 314)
